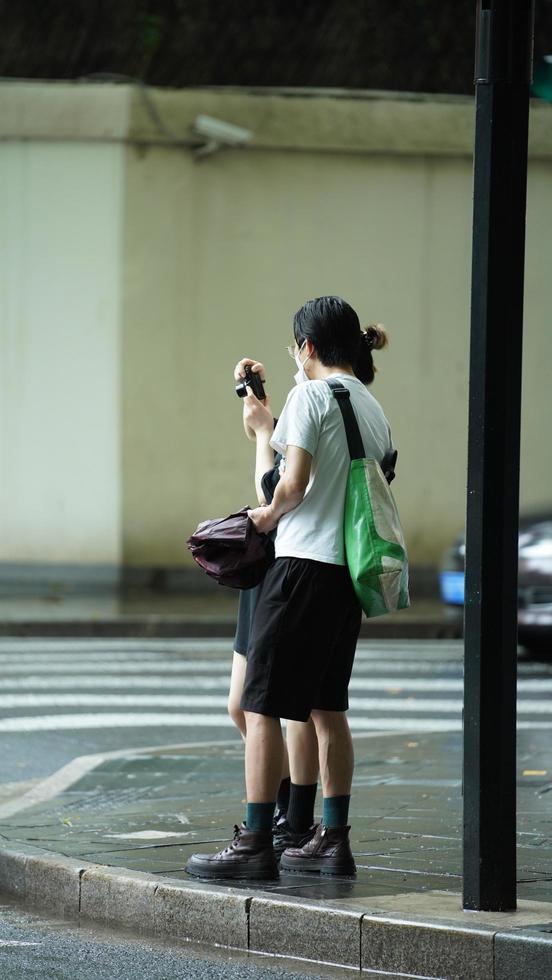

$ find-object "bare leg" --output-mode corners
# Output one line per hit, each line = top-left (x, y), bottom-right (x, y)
(244, 711), (284, 803)
(229, 654), (291, 783)
(281, 740), (290, 780)
(227, 652), (247, 739)
(286, 718), (319, 785)
(310, 709), (354, 798)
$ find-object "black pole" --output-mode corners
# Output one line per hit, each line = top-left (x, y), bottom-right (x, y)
(463, 0), (535, 912)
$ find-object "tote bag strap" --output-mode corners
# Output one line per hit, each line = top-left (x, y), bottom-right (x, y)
(327, 379), (398, 482)
(326, 379), (365, 460)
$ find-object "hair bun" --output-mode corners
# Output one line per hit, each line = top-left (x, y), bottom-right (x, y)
(362, 323), (388, 351)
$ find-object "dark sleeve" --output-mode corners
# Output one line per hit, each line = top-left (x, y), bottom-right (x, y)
(381, 449), (398, 485)
(261, 452), (282, 504)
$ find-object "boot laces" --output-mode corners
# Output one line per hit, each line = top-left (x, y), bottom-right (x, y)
(218, 824), (241, 857)
(225, 824), (242, 854)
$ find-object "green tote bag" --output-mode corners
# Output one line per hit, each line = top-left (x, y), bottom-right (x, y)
(327, 380), (410, 619)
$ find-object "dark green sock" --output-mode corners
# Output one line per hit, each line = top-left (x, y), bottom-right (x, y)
(322, 795), (350, 828)
(245, 801), (275, 832)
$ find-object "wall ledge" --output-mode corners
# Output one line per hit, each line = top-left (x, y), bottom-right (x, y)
(1, 80), (551, 159)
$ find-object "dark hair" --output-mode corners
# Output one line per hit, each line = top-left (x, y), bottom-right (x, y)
(293, 296), (388, 385)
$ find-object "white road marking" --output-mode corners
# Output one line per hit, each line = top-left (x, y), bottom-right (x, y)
(354, 678), (552, 692)
(350, 697), (552, 714)
(2, 674), (552, 695)
(0, 693), (230, 708)
(0, 712), (237, 731)
(0, 739), (240, 819)
(0, 675), (234, 690)
(0, 711), (549, 734)
(0, 659), (465, 675)
(0, 940), (42, 947)
(3, 693), (552, 717)
(0, 660), (232, 674)
(103, 830), (189, 840)
(0, 693), (550, 714)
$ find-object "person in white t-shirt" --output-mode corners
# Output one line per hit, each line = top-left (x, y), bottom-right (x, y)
(186, 296), (392, 881)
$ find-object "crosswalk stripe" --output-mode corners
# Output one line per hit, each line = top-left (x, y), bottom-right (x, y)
(0, 711), (549, 734)
(0, 639), (549, 741)
(0, 694), (230, 708)
(0, 693), (549, 714)
(0, 661), (232, 674)
(0, 676), (235, 690)
(0, 660), (466, 675)
(0, 712), (236, 731)
(0, 674), (548, 694)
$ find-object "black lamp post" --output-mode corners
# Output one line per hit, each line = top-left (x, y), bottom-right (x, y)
(463, 0), (535, 912)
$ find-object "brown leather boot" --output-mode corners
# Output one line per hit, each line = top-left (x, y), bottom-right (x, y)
(272, 819), (317, 861)
(185, 823), (279, 880)
(280, 824), (356, 876)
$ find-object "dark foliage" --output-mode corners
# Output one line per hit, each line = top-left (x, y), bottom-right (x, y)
(1, 1), (551, 95)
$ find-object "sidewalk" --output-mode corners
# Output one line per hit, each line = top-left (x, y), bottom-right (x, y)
(0, 592), (461, 639)
(1, 730), (551, 979)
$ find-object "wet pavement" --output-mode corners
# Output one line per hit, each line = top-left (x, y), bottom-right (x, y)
(0, 897), (353, 980)
(1, 729), (551, 905)
(0, 592), (460, 639)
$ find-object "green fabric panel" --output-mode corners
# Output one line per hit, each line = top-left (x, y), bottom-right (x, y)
(343, 458), (409, 618)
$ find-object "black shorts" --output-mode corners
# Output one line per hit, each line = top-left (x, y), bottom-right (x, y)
(233, 585), (262, 657)
(240, 557), (362, 722)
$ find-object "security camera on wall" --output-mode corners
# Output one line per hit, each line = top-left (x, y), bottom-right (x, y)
(192, 115), (253, 157)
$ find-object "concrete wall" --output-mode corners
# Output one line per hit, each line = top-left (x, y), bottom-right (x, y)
(1, 82), (551, 583)
(0, 137), (123, 569)
(122, 148), (473, 567)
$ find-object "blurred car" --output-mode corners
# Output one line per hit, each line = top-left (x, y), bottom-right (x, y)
(440, 509), (552, 654)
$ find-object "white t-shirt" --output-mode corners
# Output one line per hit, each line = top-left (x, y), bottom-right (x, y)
(270, 374), (393, 566)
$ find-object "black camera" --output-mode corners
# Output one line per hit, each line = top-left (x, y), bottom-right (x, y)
(235, 365), (266, 401)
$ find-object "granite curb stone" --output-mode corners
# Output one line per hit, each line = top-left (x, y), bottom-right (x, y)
(0, 842), (46, 900)
(494, 926), (552, 980)
(80, 867), (157, 932)
(25, 853), (92, 918)
(249, 895), (362, 967)
(0, 840), (93, 915)
(154, 879), (250, 950)
(361, 913), (495, 980)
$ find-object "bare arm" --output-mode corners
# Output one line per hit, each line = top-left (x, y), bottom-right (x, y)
(254, 431), (275, 505)
(234, 358), (268, 442)
(248, 445), (312, 533)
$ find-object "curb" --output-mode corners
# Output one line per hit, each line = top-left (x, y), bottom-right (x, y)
(0, 617), (462, 639)
(1, 840), (552, 978)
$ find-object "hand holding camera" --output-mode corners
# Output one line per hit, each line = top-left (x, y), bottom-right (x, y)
(235, 362), (267, 401)
(234, 358), (273, 441)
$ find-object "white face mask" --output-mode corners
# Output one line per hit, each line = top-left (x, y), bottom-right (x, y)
(293, 341), (311, 385)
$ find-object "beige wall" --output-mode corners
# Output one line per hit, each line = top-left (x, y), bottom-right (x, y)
(0, 138), (123, 565)
(521, 161), (552, 512)
(122, 148), (474, 565)
(122, 142), (552, 567)
(1, 82), (551, 576)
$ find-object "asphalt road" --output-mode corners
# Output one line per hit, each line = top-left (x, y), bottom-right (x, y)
(1, 636), (552, 786)
(0, 899), (353, 980)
